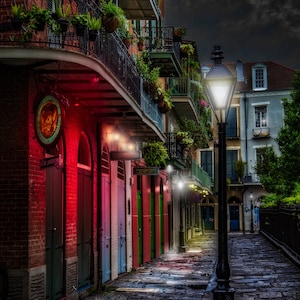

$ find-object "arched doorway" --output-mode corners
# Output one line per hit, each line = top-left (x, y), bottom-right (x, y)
(101, 145), (111, 283)
(228, 196), (242, 231)
(77, 133), (92, 289)
(201, 197), (215, 230)
(117, 161), (126, 274)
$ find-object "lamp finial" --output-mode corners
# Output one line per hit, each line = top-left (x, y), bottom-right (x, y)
(211, 45), (224, 64)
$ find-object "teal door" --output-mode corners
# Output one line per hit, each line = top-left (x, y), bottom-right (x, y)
(137, 190), (143, 264)
(101, 175), (111, 283)
(229, 206), (240, 231)
(117, 161), (126, 274)
(201, 206), (214, 230)
(46, 160), (63, 300)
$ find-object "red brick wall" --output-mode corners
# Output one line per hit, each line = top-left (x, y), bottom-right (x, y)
(0, 66), (29, 269)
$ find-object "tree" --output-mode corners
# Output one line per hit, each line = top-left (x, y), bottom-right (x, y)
(276, 70), (300, 195)
(254, 146), (284, 194)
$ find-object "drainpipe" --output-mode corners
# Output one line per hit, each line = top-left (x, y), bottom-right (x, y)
(244, 92), (248, 176)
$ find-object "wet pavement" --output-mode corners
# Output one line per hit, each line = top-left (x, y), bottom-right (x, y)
(85, 233), (300, 299)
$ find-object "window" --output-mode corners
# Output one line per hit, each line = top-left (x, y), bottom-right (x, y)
(255, 105), (267, 128)
(252, 64), (267, 91)
(201, 151), (213, 179)
(227, 107), (238, 137)
(226, 150), (238, 182)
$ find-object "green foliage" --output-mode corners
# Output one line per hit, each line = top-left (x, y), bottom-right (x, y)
(256, 71), (300, 205)
(29, 5), (51, 23)
(180, 43), (194, 55)
(142, 142), (169, 167)
(253, 146), (287, 194)
(55, 3), (71, 19)
(234, 160), (246, 178)
(11, 4), (23, 17)
(101, 0), (126, 29)
(179, 116), (213, 149)
(87, 13), (101, 30)
(70, 14), (89, 27)
(260, 193), (281, 208)
(281, 183), (300, 206)
(135, 55), (160, 84)
(275, 70), (300, 195)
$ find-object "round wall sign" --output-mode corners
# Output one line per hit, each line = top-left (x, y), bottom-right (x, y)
(35, 95), (63, 147)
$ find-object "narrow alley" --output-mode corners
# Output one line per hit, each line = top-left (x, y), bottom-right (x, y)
(86, 233), (300, 300)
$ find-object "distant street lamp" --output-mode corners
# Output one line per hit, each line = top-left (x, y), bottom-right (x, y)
(250, 192), (254, 233)
(203, 46), (236, 300)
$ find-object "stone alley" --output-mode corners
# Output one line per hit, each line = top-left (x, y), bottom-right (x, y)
(86, 233), (300, 300)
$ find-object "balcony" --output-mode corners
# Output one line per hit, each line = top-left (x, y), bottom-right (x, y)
(0, 0), (165, 141)
(253, 127), (270, 138)
(165, 132), (187, 169)
(145, 26), (182, 77)
(168, 77), (201, 122)
(119, 0), (160, 20)
(182, 159), (212, 192)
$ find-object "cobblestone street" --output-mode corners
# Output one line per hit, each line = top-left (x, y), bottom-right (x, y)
(86, 233), (300, 300)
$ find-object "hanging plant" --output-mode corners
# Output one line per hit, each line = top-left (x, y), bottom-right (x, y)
(142, 142), (169, 168)
(87, 13), (101, 41)
(28, 5), (51, 31)
(180, 43), (194, 57)
(54, 2), (71, 33)
(11, 4), (26, 30)
(101, 0), (126, 33)
(70, 13), (88, 36)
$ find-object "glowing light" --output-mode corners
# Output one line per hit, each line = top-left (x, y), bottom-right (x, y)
(91, 76), (100, 83)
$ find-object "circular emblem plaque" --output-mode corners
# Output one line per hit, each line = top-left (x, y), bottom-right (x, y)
(35, 95), (62, 147)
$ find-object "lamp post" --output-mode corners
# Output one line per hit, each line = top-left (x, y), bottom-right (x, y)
(203, 46), (236, 299)
(250, 192), (254, 233)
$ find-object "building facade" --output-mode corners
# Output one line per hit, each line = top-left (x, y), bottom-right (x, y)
(201, 60), (295, 233)
(0, 1), (212, 299)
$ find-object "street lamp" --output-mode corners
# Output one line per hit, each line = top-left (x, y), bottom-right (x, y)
(203, 46), (236, 300)
(250, 192), (254, 233)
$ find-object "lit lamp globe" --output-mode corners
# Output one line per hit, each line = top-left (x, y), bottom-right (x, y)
(203, 46), (236, 122)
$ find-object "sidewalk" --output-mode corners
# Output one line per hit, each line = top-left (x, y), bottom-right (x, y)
(86, 233), (300, 300)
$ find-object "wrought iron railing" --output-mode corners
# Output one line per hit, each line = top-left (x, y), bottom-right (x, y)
(165, 132), (185, 161)
(144, 26), (181, 62)
(260, 206), (300, 258)
(168, 77), (201, 114)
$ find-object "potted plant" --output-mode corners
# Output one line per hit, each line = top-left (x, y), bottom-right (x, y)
(28, 5), (51, 31)
(54, 2), (71, 32)
(142, 142), (169, 168)
(180, 43), (194, 57)
(71, 13), (88, 36)
(234, 160), (246, 183)
(101, 0), (126, 33)
(148, 66), (160, 101)
(137, 36), (145, 51)
(11, 4), (24, 30)
(118, 27), (133, 48)
(158, 90), (173, 114)
(180, 137), (194, 149)
(176, 131), (189, 142)
(87, 13), (101, 41)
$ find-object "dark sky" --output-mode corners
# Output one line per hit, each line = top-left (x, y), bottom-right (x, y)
(164, 0), (300, 70)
